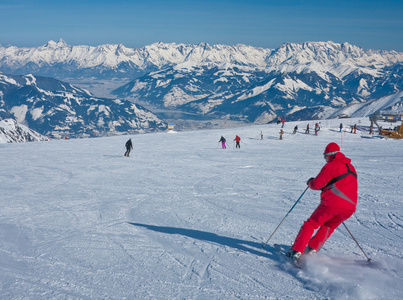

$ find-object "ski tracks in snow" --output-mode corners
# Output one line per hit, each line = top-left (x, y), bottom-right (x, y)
(127, 220), (277, 298)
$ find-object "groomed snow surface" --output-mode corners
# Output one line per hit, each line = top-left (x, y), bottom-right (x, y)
(1, 118), (402, 299)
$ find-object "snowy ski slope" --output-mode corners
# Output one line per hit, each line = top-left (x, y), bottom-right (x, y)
(0, 118), (402, 299)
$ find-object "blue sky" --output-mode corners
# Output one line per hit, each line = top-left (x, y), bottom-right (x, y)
(1, 0), (402, 51)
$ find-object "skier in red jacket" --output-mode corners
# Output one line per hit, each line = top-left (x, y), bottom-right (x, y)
(286, 142), (358, 260)
(234, 135), (241, 148)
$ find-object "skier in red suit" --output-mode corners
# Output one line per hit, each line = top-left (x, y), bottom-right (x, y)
(234, 135), (241, 148)
(286, 142), (358, 260)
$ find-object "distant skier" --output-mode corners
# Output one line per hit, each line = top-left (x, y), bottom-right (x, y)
(260, 130), (263, 140)
(314, 123), (319, 135)
(219, 136), (227, 149)
(124, 138), (133, 157)
(339, 123), (343, 132)
(279, 129), (284, 140)
(277, 116), (282, 125)
(305, 124), (310, 134)
(285, 142), (358, 261)
(353, 124), (357, 134)
(281, 118), (285, 128)
(292, 125), (298, 134)
(234, 135), (241, 148)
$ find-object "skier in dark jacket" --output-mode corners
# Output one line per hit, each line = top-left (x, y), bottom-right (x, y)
(219, 136), (226, 149)
(124, 138), (133, 157)
(286, 143), (358, 261)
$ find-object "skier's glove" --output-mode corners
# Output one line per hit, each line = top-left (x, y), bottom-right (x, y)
(306, 177), (314, 185)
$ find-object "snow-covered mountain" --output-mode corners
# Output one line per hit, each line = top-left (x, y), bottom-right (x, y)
(329, 90), (403, 119)
(0, 72), (167, 138)
(0, 118), (49, 143)
(1, 39), (401, 80)
(112, 62), (402, 122)
(0, 40), (271, 79)
(0, 40), (270, 80)
(1, 40), (402, 123)
(114, 62), (372, 123)
(106, 41), (402, 122)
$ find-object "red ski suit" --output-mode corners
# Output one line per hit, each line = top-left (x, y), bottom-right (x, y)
(292, 152), (358, 253)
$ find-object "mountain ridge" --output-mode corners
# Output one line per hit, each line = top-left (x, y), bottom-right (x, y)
(0, 72), (167, 139)
(1, 40), (402, 80)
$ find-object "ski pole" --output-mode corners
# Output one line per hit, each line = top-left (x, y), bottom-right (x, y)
(342, 222), (372, 261)
(119, 147), (125, 156)
(262, 186), (309, 248)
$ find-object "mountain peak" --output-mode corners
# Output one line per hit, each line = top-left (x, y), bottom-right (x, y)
(44, 39), (68, 49)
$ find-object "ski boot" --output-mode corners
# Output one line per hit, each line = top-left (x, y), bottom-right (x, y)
(306, 246), (317, 255)
(285, 249), (301, 261)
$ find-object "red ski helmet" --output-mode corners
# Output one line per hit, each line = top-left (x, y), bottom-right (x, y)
(324, 142), (340, 157)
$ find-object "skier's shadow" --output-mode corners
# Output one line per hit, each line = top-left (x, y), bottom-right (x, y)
(103, 154), (124, 158)
(265, 136), (279, 140)
(127, 222), (277, 260)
